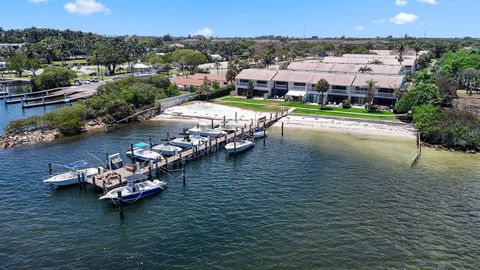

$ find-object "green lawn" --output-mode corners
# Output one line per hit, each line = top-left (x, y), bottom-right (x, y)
(216, 96), (397, 121)
(53, 59), (88, 65)
(292, 108), (397, 120)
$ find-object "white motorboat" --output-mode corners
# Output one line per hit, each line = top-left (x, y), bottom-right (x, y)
(187, 125), (227, 137)
(151, 144), (182, 156)
(225, 139), (255, 154)
(253, 128), (267, 138)
(43, 161), (100, 186)
(169, 135), (209, 149)
(126, 142), (162, 161)
(99, 174), (167, 203)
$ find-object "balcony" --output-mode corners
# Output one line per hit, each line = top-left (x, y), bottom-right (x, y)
(256, 83), (268, 88)
(352, 90), (367, 95)
(274, 83), (288, 90)
(330, 89), (348, 95)
(236, 81), (248, 87)
(292, 85), (306, 91)
(376, 92), (395, 98)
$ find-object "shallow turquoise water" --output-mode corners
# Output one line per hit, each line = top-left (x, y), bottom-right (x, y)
(0, 121), (479, 269)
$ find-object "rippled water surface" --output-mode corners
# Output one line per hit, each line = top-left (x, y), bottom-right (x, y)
(0, 121), (479, 269)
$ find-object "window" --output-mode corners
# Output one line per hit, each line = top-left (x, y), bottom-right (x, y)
(332, 85), (347, 90)
(257, 80), (268, 85)
(239, 79), (249, 83)
(275, 81), (287, 85)
(293, 82), (306, 87)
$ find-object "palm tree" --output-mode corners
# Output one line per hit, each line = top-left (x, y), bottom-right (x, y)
(213, 60), (220, 75)
(261, 54), (275, 68)
(365, 79), (377, 110)
(358, 65), (373, 73)
(316, 79), (329, 108)
(393, 85), (405, 103)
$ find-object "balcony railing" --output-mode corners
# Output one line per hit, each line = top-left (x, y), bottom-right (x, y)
(330, 89), (348, 95)
(274, 84), (288, 90)
(236, 82), (248, 87)
(376, 92), (395, 98)
(292, 86), (306, 91)
(256, 83), (268, 88)
(352, 90), (367, 95)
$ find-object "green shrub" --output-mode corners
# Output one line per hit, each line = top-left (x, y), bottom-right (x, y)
(46, 103), (86, 135)
(31, 66), (76, 91)
(395, 82), (442, 113)
(342, 100), (352, 109)
(5, 115), (51, 133)
(413, 104), (441, 143)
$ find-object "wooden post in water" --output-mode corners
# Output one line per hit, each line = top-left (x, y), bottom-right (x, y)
(166, 132), (170, 141)
(130, 144), (135, 164)
(149, 137), (152, 148)
(48, 163), (52, 175)
(182, 164), (186, 186)
(215, 138), (218, 151)
(148, 162), (152, 179)
(235, 112), (237, 123)
(117, 191), (124, 218)
(263, 123), (266, 146)
(211, 118), (214, 129)
(223, 115), (226, 127)
(281, 122), (284, 137)
(77, 174), (82, 190)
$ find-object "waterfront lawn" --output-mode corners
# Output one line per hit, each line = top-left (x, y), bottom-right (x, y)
(216, 96), (396, 120)
(292, 108), (397, 120)
(53, 59), (88, 65)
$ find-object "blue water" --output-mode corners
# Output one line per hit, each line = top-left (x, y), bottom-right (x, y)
(0, 83), (64, 133)
(0, 121), (479, 269)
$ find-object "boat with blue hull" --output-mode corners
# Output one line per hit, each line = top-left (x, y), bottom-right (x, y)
(99, 174), (167, 203)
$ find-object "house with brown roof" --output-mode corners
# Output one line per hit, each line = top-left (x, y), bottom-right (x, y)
(234, 68), (406, 106)
(172, 73), (228, 90)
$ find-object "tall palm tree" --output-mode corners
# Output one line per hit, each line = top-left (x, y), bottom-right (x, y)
(365, 79), (377, 109)
(316, 79), (329, 108)
(262, 54), (275, 68)
(213, 60), (220, 75)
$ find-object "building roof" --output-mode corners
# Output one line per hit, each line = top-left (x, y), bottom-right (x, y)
(352, 74), (405, 89)
(272, 70), (313, 82)
(236, 69), (278, 81)
(314, 63), (335, 72)
(287, 62), (319, 71)
(308, 72), (356, 86)
(190, 73), (226, 82)
(323, 56), (415, 66)
(172, 73), (227, 87)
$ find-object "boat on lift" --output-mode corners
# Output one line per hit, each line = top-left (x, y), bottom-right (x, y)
(187, 124), (227, 137)
(126, 142), (162, 161)
(99, 174), (167, 203)
(225, 140), (255, 154)
(169, 135), (209, 149)
(151, 143), (182, 156)
(253, 128), (267, 138)
(43, 160), (100, 186)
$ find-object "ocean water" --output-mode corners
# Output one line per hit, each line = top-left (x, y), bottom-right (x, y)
(0, 121), (479, 269)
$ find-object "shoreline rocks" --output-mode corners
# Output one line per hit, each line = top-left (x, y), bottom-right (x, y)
(0, 129), (61, 148)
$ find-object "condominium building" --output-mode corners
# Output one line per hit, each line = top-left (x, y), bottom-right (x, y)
(234, 69), (406, 106)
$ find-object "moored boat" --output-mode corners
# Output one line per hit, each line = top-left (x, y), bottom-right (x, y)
(170, 135), (209, 149)
(225, 140), (255, 154)
(187, 125), (227, 137)
(99, 174), (167, 203)
(151, 144), (182, 156)
(253, 128), (267, 138)
(43, 161), (100, 186)
(126, 142), (162, 161)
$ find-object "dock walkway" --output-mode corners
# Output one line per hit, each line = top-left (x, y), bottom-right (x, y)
(85, 110), (288, 192)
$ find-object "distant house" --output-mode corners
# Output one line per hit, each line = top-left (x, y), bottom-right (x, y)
(0, 43), (25, 50)
(210, 54), (223, 61)
(172, 73), (228, 90)
(169, 43), (185, 49)
(133, 63), (152, 74)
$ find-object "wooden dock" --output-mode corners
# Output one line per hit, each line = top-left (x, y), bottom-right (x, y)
(85, 110), (288, 192)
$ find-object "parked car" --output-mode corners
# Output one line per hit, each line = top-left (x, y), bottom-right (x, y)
(89, 77), (99, 82)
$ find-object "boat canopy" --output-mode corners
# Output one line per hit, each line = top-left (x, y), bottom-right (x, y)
(125, 174), (148, 182)
(65, 160), (87, 169)
(285, 90), (306, 97)
(133, 142), (149, 148)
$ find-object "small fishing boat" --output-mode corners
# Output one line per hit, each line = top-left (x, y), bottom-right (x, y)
(187, 125), (227, 137)
(253, 128), (267, 139)
(225, 140), (255, 154)
(43, 161), (100, 186)
(99, 174), (167, 203)
(170, 135), (209, 149)
(151, 144), (182, 156)
(126, 142), (162, 161)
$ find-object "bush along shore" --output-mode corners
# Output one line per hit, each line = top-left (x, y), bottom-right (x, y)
(1, 75), (181, 148)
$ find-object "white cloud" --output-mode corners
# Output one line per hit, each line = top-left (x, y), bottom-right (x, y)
(354, 25), (365, 32)
(195, 27), (214, 37)
(395, 0), (408, 6)
(390, 12), (419, 24)
(372, 18), (386, 24)
(418, 0), (438, 4)
(64, 0), (111, 15)
(29, 0), (48, 3)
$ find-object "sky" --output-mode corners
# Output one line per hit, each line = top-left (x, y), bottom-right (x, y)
(0, 0), (478, 38)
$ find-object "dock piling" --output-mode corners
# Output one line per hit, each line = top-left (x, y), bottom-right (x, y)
(48, 163), (52, 175)
(130, 144), (135, 164)
(117, 191), (124, 218)
(182, 164), (186, 186)
(149, 138), (152, 148)
(263, 123), (266, 146)
(281, 122), (284, 137)
(223, 115), (226, 127)
(211, 118), (214, 129)
(235, 112), (237, 123)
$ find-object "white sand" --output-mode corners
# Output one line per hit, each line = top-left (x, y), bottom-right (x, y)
(152, 101), (416, 139)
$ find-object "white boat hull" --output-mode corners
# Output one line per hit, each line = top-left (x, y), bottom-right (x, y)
(225, 140), (255, 154)
(151, 144), (182, 156)
(170, 136), (208, 149)
(99, 180), (167, 203)
(126, 149), (162, 161)
(253, 131), (267, 138)
(43, 167), (98, 186)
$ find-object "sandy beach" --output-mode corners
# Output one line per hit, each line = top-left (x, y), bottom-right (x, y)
(152, 101), (417, 139)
